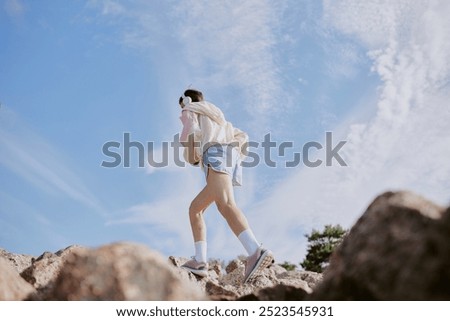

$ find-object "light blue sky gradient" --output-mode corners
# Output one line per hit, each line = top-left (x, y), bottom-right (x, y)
(1, 0), (450, 264)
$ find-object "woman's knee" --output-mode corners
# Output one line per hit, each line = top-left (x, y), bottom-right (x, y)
(190, 199), (208, 219)
(189, 201), (200, 216)
(216, 199), (237, 216)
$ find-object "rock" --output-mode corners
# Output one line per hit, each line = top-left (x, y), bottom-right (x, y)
(277, 271), (322, 290)
(205, 281), (238, 301)
(0, 248), (34, 274)
(238, 284), (309, 301)
(225, 259), (242, 274)
(169, 255), (314, 300)
(310, 191), (450, 300)
(0, 243), (321, 301)
(0, 257), (36, 300)
(167, 255), (186, 268)
(208, 258), (224, 277)
(297, 271), (323, 289)
(212, 258), (313, 299)
(22, 245), (86, 299)
(7, 190), (450, 301)
(219, 261), (248, 290)
(46, 242), (206, 300)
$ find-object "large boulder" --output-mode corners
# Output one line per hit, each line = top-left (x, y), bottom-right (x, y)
(22, 245), (85, 299)
(45, 242), (206, 300)
(0, 248), (34, 274)
(0, 257), (36, 300)
(310, 191), (450, 300)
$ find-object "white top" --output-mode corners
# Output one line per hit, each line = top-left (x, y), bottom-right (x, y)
(179, 101), (248, 165)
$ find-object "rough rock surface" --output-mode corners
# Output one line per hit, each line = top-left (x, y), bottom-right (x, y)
(169, 255), (316, 300)
(3, 190), (447, 301)
(0, 248), (34, 274)
(0, 257), (36, 300)
(46, 242), (206, 300)
(22, 245), (85, 299)
(310, 191), (450, 300)
(238, 284), (308, 301)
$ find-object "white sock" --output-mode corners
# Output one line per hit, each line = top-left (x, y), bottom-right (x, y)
(194, 241), (207, 263)
(238, 229), (260, 255)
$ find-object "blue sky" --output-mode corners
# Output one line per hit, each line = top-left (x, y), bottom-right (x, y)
(1, 0), (450, 265)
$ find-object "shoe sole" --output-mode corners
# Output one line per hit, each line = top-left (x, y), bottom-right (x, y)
(244, 250), (274, 283)
(182, 266), (209, 278)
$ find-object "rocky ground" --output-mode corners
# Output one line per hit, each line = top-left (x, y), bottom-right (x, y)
(1, 190), (449, 300)
(0, 242), (321, 301)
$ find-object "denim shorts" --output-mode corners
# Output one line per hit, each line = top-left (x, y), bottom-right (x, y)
(203, 144), (242, 186)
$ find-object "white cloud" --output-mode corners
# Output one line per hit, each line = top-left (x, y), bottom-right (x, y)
(248, 0), (450, 263)
(87, 0), (288, 130)
(86, 0), (173, 50)
(144, 140), (187, 175)
(106, 168), (206, 256)
(0, 107), (106, 216)
(323, 0), (422, 49)
(84, 1), (450, 265)
(173, 0), (284, 124)
(85, 1), (294, 259)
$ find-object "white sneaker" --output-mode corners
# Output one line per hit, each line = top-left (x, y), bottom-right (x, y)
(243, 247), (274, 283)
(181, 257), (209, 277)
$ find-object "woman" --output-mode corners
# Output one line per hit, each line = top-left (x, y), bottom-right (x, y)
(179, 88), (274, 283)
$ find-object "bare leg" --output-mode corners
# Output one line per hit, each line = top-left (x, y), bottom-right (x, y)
(189, 184), (214, 242)
(206, 169), (249, 236)
(187, 168), (270, 282)
(188, 168), (250, 242)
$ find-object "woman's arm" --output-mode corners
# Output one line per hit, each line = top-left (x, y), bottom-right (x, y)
(180, 110), (200, 165)
(180, 110), (194, 142)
